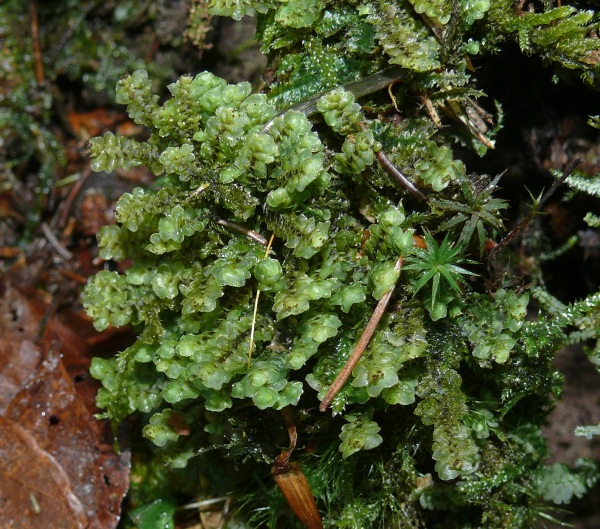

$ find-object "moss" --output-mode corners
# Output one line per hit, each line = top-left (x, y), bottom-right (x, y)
(83, 1), (600, 528)
(0, 0), (209, 242)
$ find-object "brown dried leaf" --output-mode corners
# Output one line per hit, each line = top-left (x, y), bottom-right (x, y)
(0, 276), (130, 529)
(6, 353), (130, 529)
(0, 415), (89, 529)
(0, 338), (42, 414)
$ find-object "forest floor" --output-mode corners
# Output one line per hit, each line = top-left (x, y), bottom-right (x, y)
(1, 8), (599, 529)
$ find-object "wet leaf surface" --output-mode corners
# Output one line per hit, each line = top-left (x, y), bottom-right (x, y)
(0, 415), (89, 529)
(0, 277), (130, 529)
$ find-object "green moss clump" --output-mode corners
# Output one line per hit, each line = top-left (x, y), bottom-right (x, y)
(84, 1), (600, 527)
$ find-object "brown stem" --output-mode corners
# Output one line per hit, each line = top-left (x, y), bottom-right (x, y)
(272, 408), (323, 529)
(214, 218), (268, 246)
(273, 407), (298, 470)
(319, 256), (404, 411)
(29, 0), (44, 84)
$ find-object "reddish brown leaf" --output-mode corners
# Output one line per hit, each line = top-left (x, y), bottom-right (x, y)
(6, 352), (130, 529)
(68, 109), (125, 140)
(0, 415), (89, 528)
(0, 277), (130, 529)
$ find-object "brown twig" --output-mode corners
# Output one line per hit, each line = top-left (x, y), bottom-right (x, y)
(29, 0), (44, 84)
(215, 217), (268, 246)
(319, 256), (404, 411)
(57, 164), (92, 230)
(57, 269), (88, 284)
(359, 123), (428, 202)
(374, 149), (429, 202)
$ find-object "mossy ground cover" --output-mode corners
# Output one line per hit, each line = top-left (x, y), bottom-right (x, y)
(2, 1), (600, 528)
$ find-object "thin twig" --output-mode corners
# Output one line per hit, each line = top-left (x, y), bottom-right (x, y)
(215, 217), (268, 246)
(41, 222), (72, 260)
(359, 122), (428, 202)
(374, 149), (428, 202)
(57, 269), (88, 284)
(57, 163), (92, 230)
(29, 0), (44, 84)
(178, 497), (229, 511)
(319, 256), (404, 411)
(538, 158), (582, 211)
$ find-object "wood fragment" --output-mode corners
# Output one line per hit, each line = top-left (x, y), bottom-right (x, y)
(41, 223), (72, 260)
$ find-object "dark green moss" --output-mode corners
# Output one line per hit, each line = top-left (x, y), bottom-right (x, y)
(83, 1), (600, 527)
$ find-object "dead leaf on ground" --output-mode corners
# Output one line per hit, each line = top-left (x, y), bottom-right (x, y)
(0, 415), (89, 529)
(0, 275), (130, 529)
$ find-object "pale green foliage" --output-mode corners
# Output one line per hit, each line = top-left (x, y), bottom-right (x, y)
(583, 212), (600, 228)
(316, 88), (363, 135)
(89, 132), (161, 174)
(414, 144), (465, 192)
(576, 424), (600, 438)
(114, 69), (159, 127)
(339, 413), (383, 459)
(564, 171), (600, 198)
(85, 70), (432, 432)
(147, 205), (206, 254)
(461, 289), (529, 365)
(84, 271), (133, 331)
(84, 1), (600, 527)
(535, 459), (600, 504)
